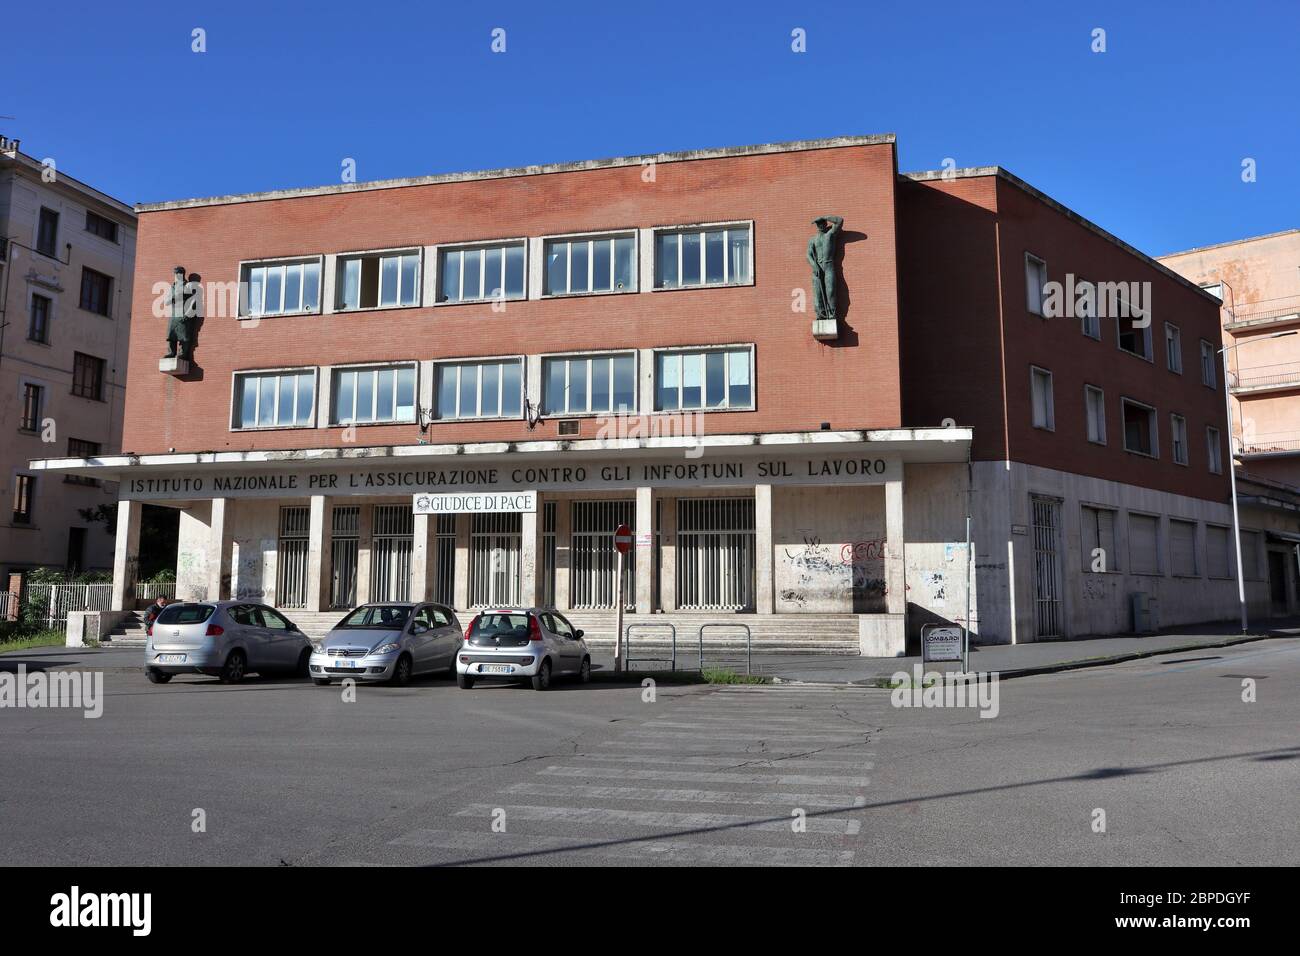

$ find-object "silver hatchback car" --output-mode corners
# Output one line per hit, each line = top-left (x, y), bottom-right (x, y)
(456, 607), (590, 690)
(145, 601), (313, 684)
(309, 602), (462, 687)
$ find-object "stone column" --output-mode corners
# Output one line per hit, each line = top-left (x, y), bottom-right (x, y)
(355, 504), (372, 604)
(453, 513), (470, 610)
(305, 495), (329, 612)
(885, 479), (906, 618)
(410, 511), (433, 602)
(520, 499), (542, 606)
(207, 498), (234, 601)
(754, 483), (774, 614)
(659, 496), (677, 612)
(554, 498), (571, 610)
(635, 486), (654, 613)
(110, 499), (143, 611)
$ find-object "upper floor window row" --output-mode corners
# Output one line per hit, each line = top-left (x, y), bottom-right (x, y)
(242, 259), (322, 317)
(545, 234), (636, 296)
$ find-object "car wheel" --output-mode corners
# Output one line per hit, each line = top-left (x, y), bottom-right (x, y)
(295, 648), (311, 678)
(312, 677), (331, 686)
(219, 649), (246, 684)
(578, 656), (591, 684)
(457, 673), (475, 689)
(531, 659), (552, 691)
(390, 654), (412, 687)
(145, 668), (172, 684)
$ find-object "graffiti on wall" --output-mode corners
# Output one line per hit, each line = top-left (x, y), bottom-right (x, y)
(780, 533), (887, 611)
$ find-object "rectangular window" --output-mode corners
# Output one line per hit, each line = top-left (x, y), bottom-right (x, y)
(434, 358), (523, 420)
(337, 250), (420, 310)
(20, 384), (43, 431)
(1025, 253), (1047, 316)
(1080, 505), (1117, 572)
(1207, 426), (1223, 474)
(85, 210), (119, 243)
(543, 234), (635, 295)
(330, 364), (417, 425)
(233, 369), (316, 429)
(242, 259), (321, 316)
(1170, 414), (1188, 465)
(1169, 519), (1198, 577)
(1206, 525), (1232, 578)
(1240, 531), (1261, 581)
(1129, 513), (1161, 575)
(36, 207), (59, 257)
(654, 348), (753, 411)
(1085, 385), (1106, 444)
(542, 353), (636, 415)
(29, 294), (51, 343)
(437, 241), (526, 303)
(1165, 323), (1183, 373)
(71, 352), (105, 401)
(79, 268), (112, 316)
(1117, 315), (1152, 360)
(1200, 340), (1217, 387)
(1122, 398), (1157, 457)
(65, 438), (101, 486)
(1078, 278), (1100, 339)
(12, 474), (35, 524)
(655, 224), (751, 289)
(1030, 366), (1054, 430)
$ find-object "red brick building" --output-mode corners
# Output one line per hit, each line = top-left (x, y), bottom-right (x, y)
(33, 135), (1267, 650)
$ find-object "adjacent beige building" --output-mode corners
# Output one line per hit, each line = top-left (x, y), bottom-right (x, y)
(0, 137), (136, 574)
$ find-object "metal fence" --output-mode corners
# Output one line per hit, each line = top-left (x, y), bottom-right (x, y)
(135, 582), (176, 602)
(22, 583), (113, 628)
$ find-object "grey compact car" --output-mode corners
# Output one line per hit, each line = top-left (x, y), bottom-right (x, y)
(456, 607), (590, 690)
(308, 602), (462, 687)
(145, 601), (313, 684)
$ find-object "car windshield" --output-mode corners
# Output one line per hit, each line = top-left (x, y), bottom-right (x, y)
(337, 605), (411, 629)
(470, 613), (532, 638)
(156, 604), (215, 625)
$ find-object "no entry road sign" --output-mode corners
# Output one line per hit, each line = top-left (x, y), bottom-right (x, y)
(614, 523), (633, 554)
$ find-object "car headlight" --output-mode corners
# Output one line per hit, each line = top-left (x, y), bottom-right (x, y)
(371, 643), (400, 655)
(310, 642), (325, 653)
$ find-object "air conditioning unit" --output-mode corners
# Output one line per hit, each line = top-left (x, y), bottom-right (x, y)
(557, 419), (579, 437)
(1130, 592), (1158, 634)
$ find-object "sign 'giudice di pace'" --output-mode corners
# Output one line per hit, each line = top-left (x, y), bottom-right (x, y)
(121, 453), (901, 501)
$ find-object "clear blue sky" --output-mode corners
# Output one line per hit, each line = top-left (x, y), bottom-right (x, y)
(7, 0), (1296, 256)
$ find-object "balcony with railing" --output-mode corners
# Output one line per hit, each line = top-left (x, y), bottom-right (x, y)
(1224, 293), (1300, 333)
(1238, 431), (1300, 458)
(1230, 362), (1300, 395)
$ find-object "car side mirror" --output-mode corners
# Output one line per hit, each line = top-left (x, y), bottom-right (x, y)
(574, 629), (584, 639)
(412, 624), (428, 635)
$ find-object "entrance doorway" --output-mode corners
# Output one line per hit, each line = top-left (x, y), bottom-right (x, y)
(277, 506), (310, 609)
(330, 506), (359, 609)
(1267, 550), (1288, 617)
(371, 505), (413, 602)
(1031, 496), (1064, 639)
(571, 500), (635, 610)
(469, 512), (521, 607)
(676, 497), (755, 611)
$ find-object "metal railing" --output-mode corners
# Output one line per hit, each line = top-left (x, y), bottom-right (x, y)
(1230, 362), (1300, 392)
(698, 623), (753, 675)
(1226, 293), (1300, 329)
(22, 583), (113, 628)
(135, 582), (176, 602)
(1239, 433), (1300, 456)
(623, 623), (677, 670)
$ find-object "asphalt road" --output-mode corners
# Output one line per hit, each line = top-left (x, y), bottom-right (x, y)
(0, 640), (1295, 866)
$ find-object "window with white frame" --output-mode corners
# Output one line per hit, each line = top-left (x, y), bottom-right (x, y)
(1122, 398), (1158, 457)
(1085, 384), (1106, 444)
(1117, 314), (1153, 360)
(542, 353), (636, 415)
(438, 241), (526, 303)
(337, 250), (420, 310)
(654, 223), (752, 289)
(242, 259), (321, 317)
(331, 364), (417, 425)
(654, 348), (753, 411)
(1079, 278), (1100, 338)
(1169, 519), (1198, 577)
(1207, 426), (1223, 474)
(435, 358), (522, 420)
(233, 369), (316, 429)
(1170, 413), (1188, 465)
(1129, 512), (1161, 575)
(1025, 253), (1047, 316)
(1165, 323), (1182, 373)
(1200, 340), (1217, 387)
(1030, 366), (1054, 430)
(1080, 505), (1117, 572)
(543, 234), (636, 295)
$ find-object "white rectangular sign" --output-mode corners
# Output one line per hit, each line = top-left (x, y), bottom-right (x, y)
(921, 624), (963, 663)
(413, 491), (537, 515)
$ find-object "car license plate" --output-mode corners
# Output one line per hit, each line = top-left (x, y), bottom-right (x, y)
(482, 664), (513, 674)
(335, 660), (355, 669)
(157, 654), (185, 663)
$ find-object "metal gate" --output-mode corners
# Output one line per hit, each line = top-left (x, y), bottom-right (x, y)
(371, 505), (413, 602)
(330, 506), (359, 609)
(571, 500), (635, 609)
(541, 502), (557, 608)
(469, 512), (521, 607)
(277, 506), (310, 609)
(434, 514), (456, 607)
(1031, 496), (1064, 639)
(676, 497), (755, 611)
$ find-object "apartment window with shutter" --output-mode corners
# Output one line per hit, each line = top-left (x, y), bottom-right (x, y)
(1165, 323), (1183, 373)
(1122, 398), (1158, 457)
(1085, 385), (1106, 444)
(1030, 366), (1054, 430)
(85, 210), (120, 243)
(28, 294), (51, 343)
(20, 384), (43, 432)
(1206, 525), (1232, 578)
(71, 352), (105, 401)
(1129, 513), (1161, 575)
(1025, 253), (1047, 316)
(1207, 426), (1223, 474)
(36, 208), (59, 257)
(1201, 340), (1217, 388)
(1169, 519), (1198, 577)
(1080, 505), (1118, 573)
(12, 474), (35, 524)
(1171, 414), (1188, 465)
(80, 268), (113, 317)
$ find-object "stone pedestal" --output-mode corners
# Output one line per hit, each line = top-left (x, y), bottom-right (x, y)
(812, 318), (839, 341)
(159, 356), (190, 376)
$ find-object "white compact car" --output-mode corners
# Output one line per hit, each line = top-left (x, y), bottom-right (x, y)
(309, 602), (462, 686)
(456, 607), (590, 691)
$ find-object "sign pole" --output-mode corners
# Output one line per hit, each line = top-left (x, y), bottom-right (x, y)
(964, 513), (972, 673)
(615, 549), (624, 673)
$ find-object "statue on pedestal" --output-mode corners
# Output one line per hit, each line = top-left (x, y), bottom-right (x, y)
(163, 266), (199, 361)
(807, 215), (844, 322)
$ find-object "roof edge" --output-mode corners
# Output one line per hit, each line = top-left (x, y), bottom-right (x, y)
(1158, 228), (1300, 260)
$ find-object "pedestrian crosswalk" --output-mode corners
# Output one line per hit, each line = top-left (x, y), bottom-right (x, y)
(380, 682), (889, 866)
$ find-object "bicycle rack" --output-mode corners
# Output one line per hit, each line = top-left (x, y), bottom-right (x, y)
(623, 623), (678, 671)
(698, 623), (753, 675)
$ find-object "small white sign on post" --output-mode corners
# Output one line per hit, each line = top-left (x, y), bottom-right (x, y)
(921, 624), (963, 663)
(412, 491), (537, 514)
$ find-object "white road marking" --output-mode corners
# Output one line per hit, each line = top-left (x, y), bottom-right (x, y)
(454, 802), (860, 835)
(504, 781), (869, 809)
(540, 764), (872, 788)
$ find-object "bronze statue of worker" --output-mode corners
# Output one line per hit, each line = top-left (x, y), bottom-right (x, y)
(163, 265), (198, 361)
(807, 215), (844, 322)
